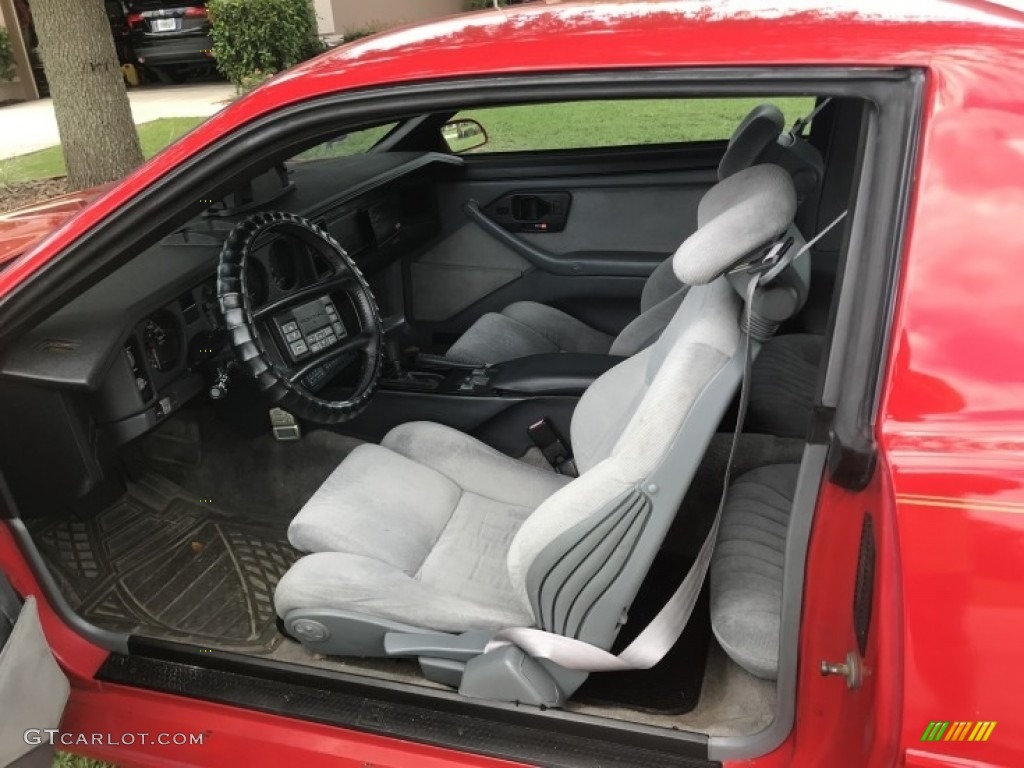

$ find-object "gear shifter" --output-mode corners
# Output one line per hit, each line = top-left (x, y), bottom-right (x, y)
(385, 333), (404, 379)
(381, 315), (408, 379)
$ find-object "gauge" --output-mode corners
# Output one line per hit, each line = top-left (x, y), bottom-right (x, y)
(268, 238), (299, 291)
(142, 311), (181, 373)
(245, 258), (269, 307)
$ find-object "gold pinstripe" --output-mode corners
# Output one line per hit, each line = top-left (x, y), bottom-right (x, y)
(896, 494), (1024, 514)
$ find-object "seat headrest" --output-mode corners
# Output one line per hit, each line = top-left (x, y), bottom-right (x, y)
(718, 104), (785, 181)
(718, 103), (825, 201)
(673, 164), (797, 287)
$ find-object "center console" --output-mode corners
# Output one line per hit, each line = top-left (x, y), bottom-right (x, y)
(338, 318), (624, 456)
(379, 352), (621, 399)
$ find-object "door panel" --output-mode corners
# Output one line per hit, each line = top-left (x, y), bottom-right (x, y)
(0, 581), (70, 768)
(408, 146), (722, 344)
(411, 224), (531, 322)
(517, 185), (705, 256)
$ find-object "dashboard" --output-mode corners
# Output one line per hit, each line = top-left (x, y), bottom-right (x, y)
(0, 151), (456, 445)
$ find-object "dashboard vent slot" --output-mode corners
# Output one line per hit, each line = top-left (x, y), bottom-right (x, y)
(179, 293), (200, 325)
(37, 337), (80, 353)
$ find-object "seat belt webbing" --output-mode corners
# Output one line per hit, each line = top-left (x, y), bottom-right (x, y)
(486, 211), (848, 672)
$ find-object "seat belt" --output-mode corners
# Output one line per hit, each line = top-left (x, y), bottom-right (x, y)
(527, 417), (578, 477)
(486, 211), (848, 672)
(780, 97), (833, 147)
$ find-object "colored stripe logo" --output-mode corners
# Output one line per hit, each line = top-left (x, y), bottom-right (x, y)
(921, 721), (996, 742)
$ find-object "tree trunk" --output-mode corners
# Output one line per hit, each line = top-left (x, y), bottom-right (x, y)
(31, 0), (143, 189)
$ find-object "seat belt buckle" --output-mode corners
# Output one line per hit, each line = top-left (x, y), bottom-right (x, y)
(527, 418), (576, 476)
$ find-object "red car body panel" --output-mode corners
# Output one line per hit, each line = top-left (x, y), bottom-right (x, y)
(0, 185), (108, 266)
(2, 1), (1024, 766)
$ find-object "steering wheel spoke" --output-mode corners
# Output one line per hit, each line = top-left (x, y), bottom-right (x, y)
(217, 211), (384, 424)
(286, 332), (374, 384)
(252, 274), (357, 322)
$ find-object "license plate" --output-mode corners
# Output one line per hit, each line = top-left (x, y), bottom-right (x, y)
(152, 18), (177, 32)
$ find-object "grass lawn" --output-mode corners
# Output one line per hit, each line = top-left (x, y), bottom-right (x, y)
(0, 117), (204, 185)
(455, 96), (816, 153)
(1, 98), (816, 188)
(54, 754), (116, 768)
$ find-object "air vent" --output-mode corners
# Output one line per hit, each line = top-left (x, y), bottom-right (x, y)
(37, 337), (79, 353)
(179, 293), (200, 325)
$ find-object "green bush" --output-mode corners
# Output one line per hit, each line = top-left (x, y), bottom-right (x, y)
(465, 0), (509, 8)
(0, 28), (15, 82)
(236, 69), (275, 93)
(341, 25), (381, 43)
(207, 0), (322, 89)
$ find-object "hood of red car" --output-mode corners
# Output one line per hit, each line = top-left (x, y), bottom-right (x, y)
(0, 185), (111, 266)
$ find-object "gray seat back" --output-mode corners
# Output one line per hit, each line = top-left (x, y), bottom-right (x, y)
(609, 103), (820, 357)
(507, 164), (809, 656)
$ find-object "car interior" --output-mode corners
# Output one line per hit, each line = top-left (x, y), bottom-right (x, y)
(0, 92), (872, 744)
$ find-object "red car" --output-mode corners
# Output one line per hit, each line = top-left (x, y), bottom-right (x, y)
(0, 2), (1022, 767)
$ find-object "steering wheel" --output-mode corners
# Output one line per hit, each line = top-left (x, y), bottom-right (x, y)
(217, 211), (383, 424)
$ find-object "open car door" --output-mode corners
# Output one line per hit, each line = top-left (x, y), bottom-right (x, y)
(0, 573), (69, 768)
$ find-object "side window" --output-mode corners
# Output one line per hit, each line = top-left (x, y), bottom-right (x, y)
(290, 123), (399, 163)
(447, 97), (816, 153)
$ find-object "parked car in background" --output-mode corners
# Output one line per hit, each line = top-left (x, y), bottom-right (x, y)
(105, 0), (134, 67)
(126, 0), (214, 83)
(11, 0), (135, 96)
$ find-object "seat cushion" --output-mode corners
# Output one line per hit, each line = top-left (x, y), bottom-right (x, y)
(747, 334), (823, 438)
(445, 301), (613, 365)
(382, 421), (570, 508)
(275, 551), (535, 631)
(278, 423), (570, 633)
(710, 463), (800, 680)
(287, 443), (461, 569)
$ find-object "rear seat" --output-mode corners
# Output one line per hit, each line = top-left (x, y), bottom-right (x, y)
(747, 334), (824, 439)
(709, 463), (801, 679)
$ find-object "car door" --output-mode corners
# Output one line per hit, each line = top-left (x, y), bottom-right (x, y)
(0, 573), (69, 768)
(405, 97), (814, 349)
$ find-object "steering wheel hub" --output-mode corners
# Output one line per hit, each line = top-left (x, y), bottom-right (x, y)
(217, 211), (383, 424)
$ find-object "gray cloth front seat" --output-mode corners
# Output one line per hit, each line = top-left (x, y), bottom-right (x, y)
(274, 164), (809, 706)
(710, 463), (800, 679)
(445, 103), (822, 367)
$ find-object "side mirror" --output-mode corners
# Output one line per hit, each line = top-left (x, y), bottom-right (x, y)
(442, 118), (488, 153)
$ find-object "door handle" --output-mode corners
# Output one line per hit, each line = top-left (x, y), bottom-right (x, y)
(483, 191), (571, 233)
(510, 194), (549, 222)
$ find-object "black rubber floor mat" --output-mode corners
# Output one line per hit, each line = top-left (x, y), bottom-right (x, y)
(574, 554), (712, 714)
(29, 478), (299, 653)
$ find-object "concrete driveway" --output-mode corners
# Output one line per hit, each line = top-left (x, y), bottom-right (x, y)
(0, 81), (235, 160)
